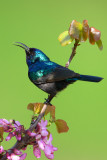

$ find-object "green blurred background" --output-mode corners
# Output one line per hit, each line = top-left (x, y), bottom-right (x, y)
(0, 0), (107, 159)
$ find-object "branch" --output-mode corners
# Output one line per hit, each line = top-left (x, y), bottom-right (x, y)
(65, 40), (79, 68)
(1, 103), (48, 160)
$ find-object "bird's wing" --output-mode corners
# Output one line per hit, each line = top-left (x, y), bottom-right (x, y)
(30, 61), (80, 84)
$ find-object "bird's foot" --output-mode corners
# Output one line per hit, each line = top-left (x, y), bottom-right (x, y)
(44, 98), (52, 106)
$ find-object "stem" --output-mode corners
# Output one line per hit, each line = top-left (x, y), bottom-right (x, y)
(65, 39), (79, 68)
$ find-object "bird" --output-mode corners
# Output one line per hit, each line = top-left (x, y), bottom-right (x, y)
(14, 42), (103, 104)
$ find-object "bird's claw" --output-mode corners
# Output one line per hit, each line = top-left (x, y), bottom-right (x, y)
(44, 98), (52, 106)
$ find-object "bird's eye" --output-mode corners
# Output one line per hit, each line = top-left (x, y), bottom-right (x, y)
(30, 52), (34, 56)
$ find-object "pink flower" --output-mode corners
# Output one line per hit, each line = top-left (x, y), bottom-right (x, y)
(26, 130), (36, 137)
(6, 152), (27, 160)
(0, 119), (57, 160)
(44, 134), (58, 159)
(0, 145), (4, 154)
(14, 121), (24, 140)
(38, 119), (48, 136)
(19, 153), (27, 160)
(33, 146), (41, 158)
(5, 132), (14, 141)
(5, 120), (25, 141)
(33, 120), (57, 159)
(7, 153), (20, 160)
(0, 119), (13, 132)
(13, 149), (23, 155)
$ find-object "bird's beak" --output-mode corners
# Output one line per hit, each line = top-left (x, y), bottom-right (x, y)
(14, 42), (30, 52)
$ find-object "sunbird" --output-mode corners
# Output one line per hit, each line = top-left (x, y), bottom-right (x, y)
(14, 42), (103, 103)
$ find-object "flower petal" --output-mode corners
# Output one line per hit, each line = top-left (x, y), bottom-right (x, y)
(0, 146), (4, 154)
(45, 153), (54, 160)
(15, 121), (21, 127)
(58, 31), (74, 46)
(26, 130), (36, 137)
(40, 119), (48, 129)
(38, 140), (45, 150)
(16, 134), (21, 141)
(41, 129), (48, 136)
(36, 134), (41, 140)
(44, 145), (52, 155)
(14, 149), (23, 155)
(5, 133), (13, 141)
(53, 147), (58, 151)
(33, 146), (41, 158)
(20, 153), (27, 160)
(7, 153), (20, 160)
(46, 134), (53, 145)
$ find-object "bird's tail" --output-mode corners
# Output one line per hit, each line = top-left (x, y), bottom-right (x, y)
(78, 75), (103, 82)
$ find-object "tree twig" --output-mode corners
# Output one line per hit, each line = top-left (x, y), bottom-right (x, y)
(65, 39), (79, 68)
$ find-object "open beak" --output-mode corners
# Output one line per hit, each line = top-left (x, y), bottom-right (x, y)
(14, 42), (30, 52)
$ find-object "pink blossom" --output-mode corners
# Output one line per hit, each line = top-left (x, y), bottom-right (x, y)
(33, 146), (41, 158)
(26, 130), (36, 137)
(6, 152), (27, 160)
(0, 119), (13, 132)
(33, 120), (57, 159)
(38, 140), (45, 150)
(38, 119), (48, 136)
(13, 121), (24, 140)
(44, 134), (58, 159)
(15, 134), (22, 141)
(0, 119), (57, 160)
(5, 120), (25, 141)
(7, 153), (20, 160)
(5, 132), (14, 141)
(19, 153), (27, 160)
(14, 149), (23, 155)
(0, 145), (4, 154)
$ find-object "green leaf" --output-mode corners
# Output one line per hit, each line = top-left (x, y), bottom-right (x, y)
(58, 31), (74, 46)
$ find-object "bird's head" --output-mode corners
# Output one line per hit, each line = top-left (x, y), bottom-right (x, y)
(14, 42), (50, 66)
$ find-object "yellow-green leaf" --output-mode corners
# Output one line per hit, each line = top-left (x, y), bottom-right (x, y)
(58, 31), (74, 46)
(55, 119), (69, 133)
(89, 27), (103, 50)
(27, 103), (43, 114)
(69, 20), (82, 40)
(82, 20), (89, 41)
(89, 27), (96, 45)
(96, 39), (103, 50)
(27, 103), (56, 118)
(69, 20), (89, 42)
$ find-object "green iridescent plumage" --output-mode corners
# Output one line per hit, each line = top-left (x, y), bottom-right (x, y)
(14, 42), (103, 102)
